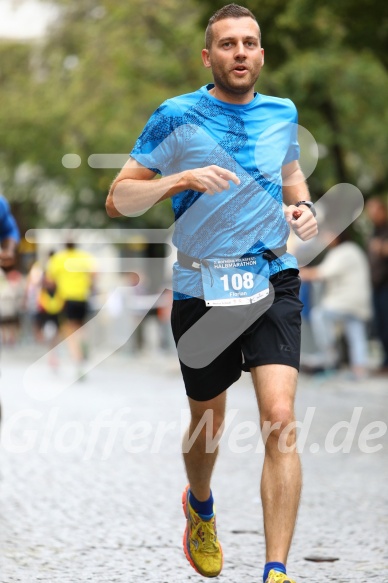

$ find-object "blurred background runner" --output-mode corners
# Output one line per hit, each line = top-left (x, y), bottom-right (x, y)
(46, 241), (97, 378)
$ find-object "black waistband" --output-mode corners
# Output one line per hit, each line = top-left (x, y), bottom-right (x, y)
(177, 246), (287, 271)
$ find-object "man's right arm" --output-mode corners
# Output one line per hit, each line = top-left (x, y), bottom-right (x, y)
(105, 157), (240, 218)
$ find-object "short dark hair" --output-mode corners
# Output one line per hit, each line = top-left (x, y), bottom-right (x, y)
(205, 4), (260, 50)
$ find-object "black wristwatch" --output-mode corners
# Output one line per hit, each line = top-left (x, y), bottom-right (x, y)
(295, 200), (316, 217)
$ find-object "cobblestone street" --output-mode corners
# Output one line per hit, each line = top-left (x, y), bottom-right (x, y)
(0, 346), (387, 582)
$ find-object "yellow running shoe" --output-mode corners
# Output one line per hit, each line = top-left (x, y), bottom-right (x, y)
(265, 569), (296, 583)
(182, 484), (223, 578)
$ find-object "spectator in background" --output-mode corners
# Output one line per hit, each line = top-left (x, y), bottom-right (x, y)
(0, 268), (24, 345)
(25, 251), (59, 344)
(25, 257), (46, 342)
(0, 194), (20, 422)
(365, 197), (388, 374)
(0, 194), (20, 269)
(46, 242), (96, 378)
(35, 251), (65, 370)
(0, 195), (21, 342)
(299, 229), (372, 380)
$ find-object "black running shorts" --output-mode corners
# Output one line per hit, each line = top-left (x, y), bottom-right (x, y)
(171, 269), (303, 401)
(63, 300), (88, 323)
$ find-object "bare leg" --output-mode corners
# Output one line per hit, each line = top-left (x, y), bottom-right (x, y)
(61, 319), (84, 363)
(182, 392), (227, 501)
(251, 364), (301, 564)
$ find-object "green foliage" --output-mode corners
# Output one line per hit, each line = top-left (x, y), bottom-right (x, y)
(0, 0), (209, 229)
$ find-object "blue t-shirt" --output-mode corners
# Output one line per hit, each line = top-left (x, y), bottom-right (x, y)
(0, 195), (20, 243)
(131, 84), (299, 299)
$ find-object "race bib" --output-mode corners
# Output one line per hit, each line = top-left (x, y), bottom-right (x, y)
(201, 255), (270, 307)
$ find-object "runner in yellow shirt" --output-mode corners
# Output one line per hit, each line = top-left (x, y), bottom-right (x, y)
(46, 242), (96, 376)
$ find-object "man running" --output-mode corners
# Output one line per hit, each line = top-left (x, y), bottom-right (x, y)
(106, 5), (318, 582)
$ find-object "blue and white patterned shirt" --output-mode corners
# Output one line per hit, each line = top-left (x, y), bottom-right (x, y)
(131, 84), (300, 299)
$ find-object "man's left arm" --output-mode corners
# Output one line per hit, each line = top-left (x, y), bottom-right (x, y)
(281, 160), (318, 241)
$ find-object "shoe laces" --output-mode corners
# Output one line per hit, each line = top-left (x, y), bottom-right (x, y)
(191, 518), (219, 554)
(267, 571), (294, 583)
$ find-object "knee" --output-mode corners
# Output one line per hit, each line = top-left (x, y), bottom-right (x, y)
(190, 408), (225, 441)
(261, 404), (296, 446)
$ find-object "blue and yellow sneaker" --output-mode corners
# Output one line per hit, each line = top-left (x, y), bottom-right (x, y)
(182, 484), (223, 578)
(265, 570), (296, 583)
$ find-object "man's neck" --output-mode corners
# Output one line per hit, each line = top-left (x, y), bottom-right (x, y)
(208, 85), (255, 105)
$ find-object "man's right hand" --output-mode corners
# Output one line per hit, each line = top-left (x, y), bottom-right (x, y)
(183, 165), (240, 195)
(107, 160), (241, 218)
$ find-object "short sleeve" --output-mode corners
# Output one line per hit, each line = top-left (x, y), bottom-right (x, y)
(130, 100), (183, 175)
(282, 100), (300, 165)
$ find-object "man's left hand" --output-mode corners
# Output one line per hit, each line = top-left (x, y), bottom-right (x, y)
(285, 204), (318, 241)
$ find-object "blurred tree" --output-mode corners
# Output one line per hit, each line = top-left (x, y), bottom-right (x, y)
(0, 0), (209, 230)
(327, 0), (388, 72)
(0, 41), (44, 231)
